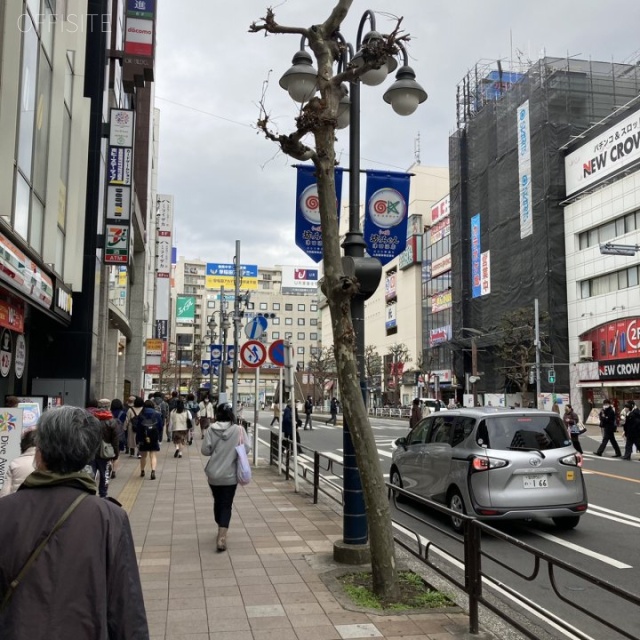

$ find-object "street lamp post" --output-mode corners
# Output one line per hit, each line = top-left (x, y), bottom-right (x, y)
(462, 327), (483, 407)
(209, 286), (231, 401)
(280, 10), (427, 555)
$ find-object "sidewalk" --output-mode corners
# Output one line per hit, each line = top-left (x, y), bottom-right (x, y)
(109, 431), (495, 640)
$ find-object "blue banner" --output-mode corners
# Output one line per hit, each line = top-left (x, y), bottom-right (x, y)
(295, 165), (344, 263)
(201, 360), (211, 376)
(364, 170), (411, 266)
(471, 214), (481, 298)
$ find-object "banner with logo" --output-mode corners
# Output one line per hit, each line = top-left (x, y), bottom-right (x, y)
(364, 170), (411, 266)
(471, 214), (481, 298)
(281, 267), (319, 294)
(0, 407), (23, 494)
(517, 100), (533, 239)
(294, 165), (344, 263)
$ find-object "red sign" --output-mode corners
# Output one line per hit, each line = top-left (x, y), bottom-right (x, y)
(240, 340), (267, 368)
(0, 292), (24, 333)
(145, 364), (161, 374)
(580, 317), (640, 362)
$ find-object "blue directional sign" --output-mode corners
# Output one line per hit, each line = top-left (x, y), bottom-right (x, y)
(245, 316), (268, 340)
(268, 339), (286, 367)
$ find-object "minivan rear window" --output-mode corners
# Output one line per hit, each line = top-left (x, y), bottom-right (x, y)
(476, 416), (569, 450)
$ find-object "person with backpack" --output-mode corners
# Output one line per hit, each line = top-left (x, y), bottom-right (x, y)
(134, 400), (164, 479)
(169, 400), (190, 458)
(186, 393), (200, 445)
(110, 398), (128, 476)
(124, 396), (144, 457)
(303, 395), (313, 430)
(86, 399), (119, 498)
(152, 391), (169, 442)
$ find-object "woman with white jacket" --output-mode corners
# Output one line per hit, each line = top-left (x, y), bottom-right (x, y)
(201, 403), (250, 552)
(169, 399), (191, 458)
(0, 430), (37, 497)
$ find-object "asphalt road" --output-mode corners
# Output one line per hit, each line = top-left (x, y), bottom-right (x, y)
(254, 412), (640, 640)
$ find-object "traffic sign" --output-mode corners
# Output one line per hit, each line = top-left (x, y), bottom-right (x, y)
(245, 315), (268, 340)
(240, 340), (267, 368)
(268, 339), (286, 367)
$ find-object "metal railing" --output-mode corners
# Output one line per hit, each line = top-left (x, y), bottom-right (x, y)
(267, 431), (640, 639)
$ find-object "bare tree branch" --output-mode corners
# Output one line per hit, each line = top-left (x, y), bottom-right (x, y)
(249, 7), (309, 37)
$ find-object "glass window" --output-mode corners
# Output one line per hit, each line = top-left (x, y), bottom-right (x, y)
(298, 304), (305, 311)
(32, 47), (52, 199)
(285, 332), (292, 339)
(599, 221), (615, 242)
(580, 280), (590, 299)
(310, 332), (318, 340)
(30, 194), (44, 253)
(310, 318), (318, 326)
(285, 304), (293, 311)
(297, 347), (304, 355)
(616, 217), (626, 238)
(272, 331), (280, 339)
(428, 416), (454, 444)
(578, 232), (588, 250)
(588, 228), (598, 247)
(285, 318), (293, 325)
(310, 304), (318, 312)
(297, 318), (305, 326)
(297, 332), (305, 340)
(17, 20), (39, 178)
(259, 302), (267, 310)
(55, 227), (64, 274)
(619, 269), (628, 289)
(629, 266), (639, 288)
(625, 213), (637, 234)
(14, 174), (30, 239)
(273, 303), (280, 310)
(272, 317), (280, 325)
(407, 418), (431, 445)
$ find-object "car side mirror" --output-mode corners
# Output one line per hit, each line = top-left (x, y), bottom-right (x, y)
(395, 437), (407, 450)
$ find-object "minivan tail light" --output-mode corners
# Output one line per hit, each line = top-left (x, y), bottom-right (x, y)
(471, 456), (508, 472)
(560, 452), (583, 468)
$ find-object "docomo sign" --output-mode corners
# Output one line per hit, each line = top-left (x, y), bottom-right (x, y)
(565, 106), (640, 196)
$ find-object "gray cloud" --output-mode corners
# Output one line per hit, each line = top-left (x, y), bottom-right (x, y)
(155, 0), (640, 268)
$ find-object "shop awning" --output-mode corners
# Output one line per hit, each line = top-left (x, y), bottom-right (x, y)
(576, 381), (640, 388)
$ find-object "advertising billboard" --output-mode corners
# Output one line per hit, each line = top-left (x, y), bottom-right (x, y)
(176, 295), (196, 324)
(281, 266), (319, 294)
(430, 194), (450, 224)
(385, 303), (397, 330)
(206, 263), (258, 290)
(517, 100), (533, 239)
(384, 271), (397, 301)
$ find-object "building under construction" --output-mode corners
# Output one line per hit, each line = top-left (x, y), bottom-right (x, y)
(448, 56), (640, 398)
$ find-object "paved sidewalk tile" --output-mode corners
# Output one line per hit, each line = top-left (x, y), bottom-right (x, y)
(108, 430), (492, 640)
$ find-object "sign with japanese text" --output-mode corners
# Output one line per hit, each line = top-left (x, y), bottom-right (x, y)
(432, 290), (452, 313)
(431, 194), (450, 223)
(176, 295), (196, 324)
(108, 147), (132, 185)
(281, 267), (319, 294)
(364, 170), (411, 266)
(106, 185), (131, 222)
(385, 271), (397, 301)
(517, 100), (533, 239)
(127, 0), (155, 19)
(104, 225), (129, 264)
(385, 303), (397, 330)
(430, 216), (450, 244)
(580, 317), (640, 362)
(398, 236), (421, 270)
(109, 109), (134, 147)
(430, 325), (452, 347)
(431, 254), (451, 278)
(145, 339), (163, 356)
(205, 263), (258, 290)
(124, 17), (154, 57)
(0, 292), (24, 334)
(471, 214), (481, 298)
(481, 250), (491, 296)
(565, 106), (640, 196)
(294, 165), (344, 263)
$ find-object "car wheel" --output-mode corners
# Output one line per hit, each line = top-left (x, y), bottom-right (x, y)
(448, 489), (466, 533)
(390, 467), (406, 504)
(552, 515), (581, 530)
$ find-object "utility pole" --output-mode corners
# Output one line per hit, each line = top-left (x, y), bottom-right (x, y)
(534, 298), (541, 409)
(232, 240), (241, 410)
(471, 337), (478, 407)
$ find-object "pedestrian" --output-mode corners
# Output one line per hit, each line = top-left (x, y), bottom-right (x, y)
(185, 393), (200, 445)
(563, 404), (583, 454)
(409, 398), (422, 429)
(135, 400), (163, 479)
(201, 402), (250, 552)
(594, 398), (621, 457)
(169, 399), (190, 459)
(304, 395), (313, 430)
(110, 398), (128, 475)
(86, 400), (119, 499)
(0, 429), (37, 497)
(0, 405), (149, 638)
(326, 396), (338, 425)
(151, 391), (169, 442)
(124, 396), (144, 457)
(622, 400), (640, 460)
(270, 402), (280, 426)
(282, 402), (302, 454)
(198, 394), (215, 439)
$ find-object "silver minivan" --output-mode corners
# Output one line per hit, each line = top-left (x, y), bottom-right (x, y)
(390, 408), (587, 531)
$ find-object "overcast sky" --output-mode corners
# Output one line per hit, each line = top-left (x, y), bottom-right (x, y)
(154, 0), (640, 269)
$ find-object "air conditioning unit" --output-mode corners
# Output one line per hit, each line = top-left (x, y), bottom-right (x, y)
(578, 341), (593, 360)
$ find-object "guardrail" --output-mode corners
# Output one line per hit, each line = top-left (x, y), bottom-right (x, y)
(266, 430), (640, 639)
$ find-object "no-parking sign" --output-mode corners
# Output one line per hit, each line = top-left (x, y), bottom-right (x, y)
(268, 339), (286, 367)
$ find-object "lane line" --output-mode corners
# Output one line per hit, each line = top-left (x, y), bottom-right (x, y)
(531, 531), (632, 569)
(583, 468), (640, 484)
(588, 503), (640, 524)
(391, 521), (594, 640)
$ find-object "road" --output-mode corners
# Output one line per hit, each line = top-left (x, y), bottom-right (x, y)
(254, 412), (640, 640)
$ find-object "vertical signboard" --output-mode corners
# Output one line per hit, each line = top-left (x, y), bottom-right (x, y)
(176, 295), (196, 324)
(154, 195), (173, 343)
(471, 214), (481, 298)
(104, 109), (134, 265)
(517, 100), (533, 239)
(0, 407), (24, 493)
(294, 165), (344, 263)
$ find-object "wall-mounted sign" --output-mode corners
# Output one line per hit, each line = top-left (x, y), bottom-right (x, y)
(0, 291), (25, 333)
(430, 217), (450, 244)
(281, 266), (319, 294)
(205, 263), (258, 290)
(0, 329), (12, 377)
(580, 317), (640, 362)
(124, 17), (154, 57)
(176, 295), (196, 324)
(145, 338), (163, 356)
(431, 254), (451, 278)
(432, 290), (452, 313)
(481, 250), (491, 296)
(109, 109), (134, 147)
(471, 214), (481, 298)
(108, 147), (132, 185)
(398, 236), (422, 270)
(104, 225), (129, 264)
(53, 281), (73, 322)
(14, 334), (26, 379)
(385, 271), (397, 301)
(517, 100), (533, 239)
(430, 325), (452, 347)
(431, 194), (450, 223)
(106, 185), (131, 222)
(385, 303), (397, 330)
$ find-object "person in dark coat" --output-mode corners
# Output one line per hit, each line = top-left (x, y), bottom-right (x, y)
(409, 398), (422, 429)
(86, 400), (119, 498)
(594, 398), (621, 457)
(282, 403), (302, 454)
(622, 400), (640, 460)
(135, 400), (164, 480)
(0, 405), (149, 639)
(326, 397), (338, 425)
(563, 404), (583, 454)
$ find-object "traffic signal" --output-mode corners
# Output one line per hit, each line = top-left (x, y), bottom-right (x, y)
(548, 369), (556, 384)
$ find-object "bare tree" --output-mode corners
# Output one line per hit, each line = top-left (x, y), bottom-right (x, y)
(364, 345), (382, 404)
(495, 307), (551, 394)
(307, 347), (336, 402)
(386, 343), (410, 405)
(250, 1), (407, 597)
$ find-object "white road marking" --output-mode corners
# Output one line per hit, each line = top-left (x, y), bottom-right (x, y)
(391, 522), (594, 640)
(531, 531), (632, 569)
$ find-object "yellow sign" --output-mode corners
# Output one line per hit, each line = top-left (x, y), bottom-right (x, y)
(205, 275), (258, 290)
(146, 338), (163, 356)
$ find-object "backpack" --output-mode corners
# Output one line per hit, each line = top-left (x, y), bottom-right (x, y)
(134, 412), (159, 446)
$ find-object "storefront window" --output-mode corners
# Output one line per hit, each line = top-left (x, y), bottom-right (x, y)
(17, 21), (38, 178)
(14, 174), (30, 239)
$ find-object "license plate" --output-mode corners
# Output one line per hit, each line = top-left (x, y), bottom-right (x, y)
(523, 475), (549, 489)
